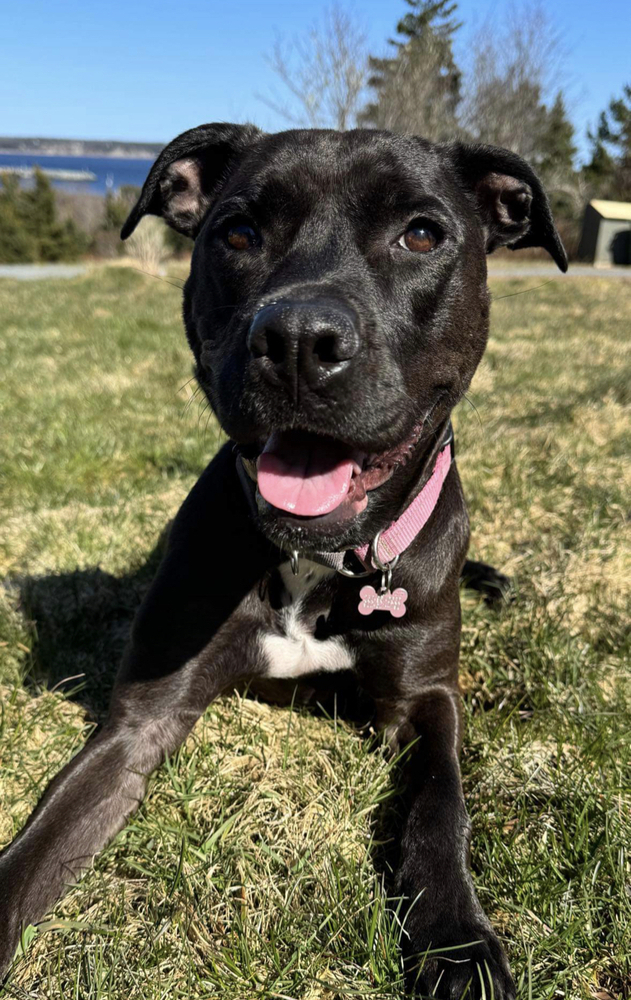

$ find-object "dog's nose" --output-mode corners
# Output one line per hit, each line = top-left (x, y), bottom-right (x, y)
(247, 300), (360, 388)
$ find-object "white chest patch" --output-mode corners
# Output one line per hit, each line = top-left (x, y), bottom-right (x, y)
(261, 560), (355, 680)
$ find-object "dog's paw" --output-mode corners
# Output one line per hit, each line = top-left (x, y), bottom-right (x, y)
(404, 922), (515, 999)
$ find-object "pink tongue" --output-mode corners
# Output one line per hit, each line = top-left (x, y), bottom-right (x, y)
(257, 433), (356, 516)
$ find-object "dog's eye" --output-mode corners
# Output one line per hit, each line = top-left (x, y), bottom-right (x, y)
(226, 223), (259, 251)
(398, 223), (439, 253)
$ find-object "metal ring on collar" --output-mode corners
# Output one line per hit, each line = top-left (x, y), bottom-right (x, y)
(378, 565), (393, 595)
(336, 562), (374, 579)
(335, 530), (399, 579)
(289, 549), (300, 576)
(370, 530), (400, 574)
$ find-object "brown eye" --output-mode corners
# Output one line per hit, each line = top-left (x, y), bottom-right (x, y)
(226, 223), (259, 250)
(398, 224), (439, 253)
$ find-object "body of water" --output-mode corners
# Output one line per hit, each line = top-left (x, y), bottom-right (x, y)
(0, 153), (154, 195)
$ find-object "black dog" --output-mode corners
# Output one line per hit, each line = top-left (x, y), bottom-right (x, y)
(0, 124), (566, 996)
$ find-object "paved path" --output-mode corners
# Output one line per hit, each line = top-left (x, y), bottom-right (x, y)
(0, 263), (88, 280)
(0, 262), (629, 281)
(488, 264), (630, 278)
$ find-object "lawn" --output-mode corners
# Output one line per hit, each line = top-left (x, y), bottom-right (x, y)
(0, 264), (629, 1000)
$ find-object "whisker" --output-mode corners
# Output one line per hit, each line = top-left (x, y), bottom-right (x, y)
(128, 266), (186, 290)
(200, 303), (244, 314)
(128, 266), (248, 316)
(203, 405), (217, 441)
(463, 394), (483, 426)
(178, 374), (198, 394)
(196, 398), (211, 430)
(493, 279), (553, 300)
(182, 384), (204, 418)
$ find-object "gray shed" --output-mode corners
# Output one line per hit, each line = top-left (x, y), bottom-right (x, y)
(578, 199), (631, 265)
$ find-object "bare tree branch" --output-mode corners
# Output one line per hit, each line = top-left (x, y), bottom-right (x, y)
(459, 2), (566, 161)
(259, 5), (368, 131)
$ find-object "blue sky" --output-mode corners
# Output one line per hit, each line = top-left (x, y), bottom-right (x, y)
(2, 0), (629, 162)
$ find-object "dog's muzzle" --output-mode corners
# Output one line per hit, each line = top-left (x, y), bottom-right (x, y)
(247, 298), (361, 396)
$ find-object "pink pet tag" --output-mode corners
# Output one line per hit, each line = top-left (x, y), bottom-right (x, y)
(358, 585), (408, 618)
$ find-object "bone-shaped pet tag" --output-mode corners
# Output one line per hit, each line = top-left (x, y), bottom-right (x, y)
(358, 585), (408, 618)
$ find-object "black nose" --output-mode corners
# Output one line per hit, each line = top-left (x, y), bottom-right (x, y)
(247, 300), (360, 389)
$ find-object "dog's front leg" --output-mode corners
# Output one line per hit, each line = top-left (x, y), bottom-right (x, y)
(383, 686), (515, 999)
(0, 698), (183, 974)
(0, 625), (260, 977)
(0, 446), (269, 976)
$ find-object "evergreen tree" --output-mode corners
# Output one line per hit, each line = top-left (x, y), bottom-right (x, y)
(538, 92), (577, 182)
(585, 83), (631, 200)
(103, 184), (140, 233)
(24, 170), (57, 237)
(604, 84), (631, 161)
(0, 174), (37, 263)
(584, 113), (615, 193)
(359, 0), (462, 140)
(0, 169), (87, 263)
(534, 92), (579, 224)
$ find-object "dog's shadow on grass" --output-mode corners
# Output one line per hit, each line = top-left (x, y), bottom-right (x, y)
(19, 542), (509, 721)
(18, 535), (168, 720)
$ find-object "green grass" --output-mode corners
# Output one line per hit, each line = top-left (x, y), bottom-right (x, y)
(0, 263), (629, 999)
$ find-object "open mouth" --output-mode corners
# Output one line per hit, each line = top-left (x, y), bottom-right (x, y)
(241, 425), (423, 523)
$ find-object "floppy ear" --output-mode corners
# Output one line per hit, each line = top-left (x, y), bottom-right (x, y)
(447, 142), (568, 272)
(121, 122), (263, 240)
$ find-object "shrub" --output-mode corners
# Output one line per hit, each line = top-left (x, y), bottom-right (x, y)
(103, 185), (140, 235)
(100, 186), (191, 259)
(125, 215), (168, 273)
(164, 225), (193, 258)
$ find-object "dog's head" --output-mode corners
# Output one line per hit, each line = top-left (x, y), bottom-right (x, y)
(123, 124), (566, 552)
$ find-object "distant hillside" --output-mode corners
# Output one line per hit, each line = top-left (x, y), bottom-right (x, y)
(0, 137), (163, 159)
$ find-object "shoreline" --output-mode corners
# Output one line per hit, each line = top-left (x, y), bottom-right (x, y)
(0, 142), (160, 159)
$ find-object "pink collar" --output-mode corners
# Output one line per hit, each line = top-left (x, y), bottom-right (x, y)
(354, 439), (452, 570)
(343, 436), (453, 617)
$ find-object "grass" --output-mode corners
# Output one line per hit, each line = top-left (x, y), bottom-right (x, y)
(0, 263), (629, 999)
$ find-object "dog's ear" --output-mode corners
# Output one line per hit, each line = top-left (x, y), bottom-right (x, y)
(447, 142), (568, 272)
(121, 123), (263, 240)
